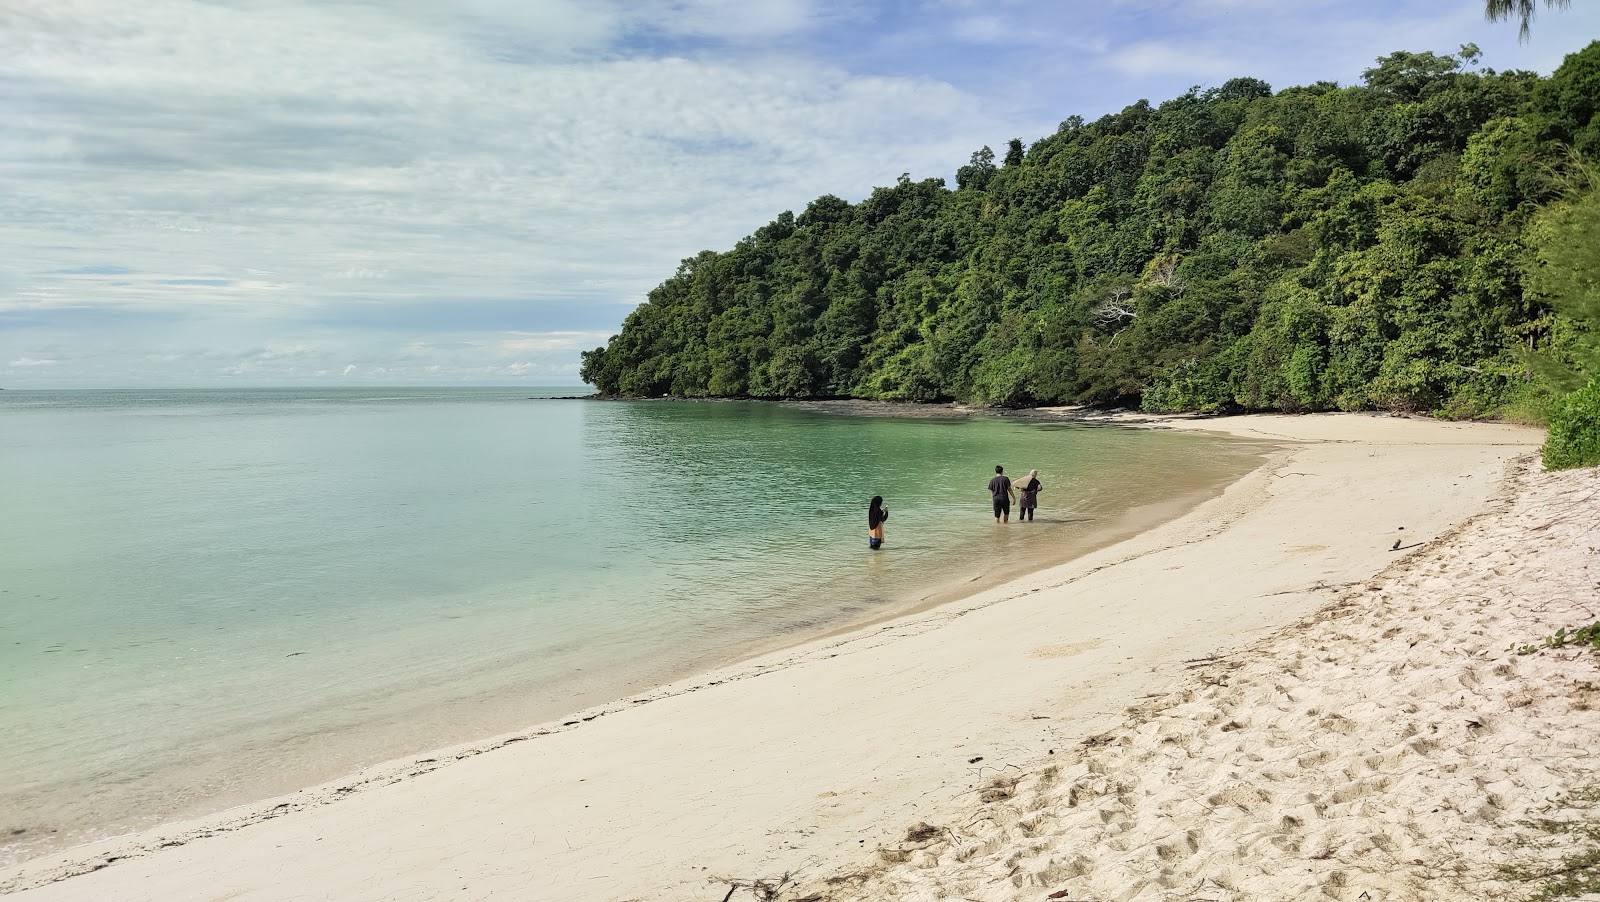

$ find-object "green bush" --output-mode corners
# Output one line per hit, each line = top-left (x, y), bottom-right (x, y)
(1543, 378), (1600, 469)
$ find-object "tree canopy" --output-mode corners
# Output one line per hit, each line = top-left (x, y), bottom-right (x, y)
(582, 42), (1600, 422)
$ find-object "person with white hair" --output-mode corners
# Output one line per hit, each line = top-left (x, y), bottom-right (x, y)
(1016, 469), (1042, 521)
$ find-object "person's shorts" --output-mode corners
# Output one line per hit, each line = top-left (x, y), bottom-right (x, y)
(993, 497), (1010, 517)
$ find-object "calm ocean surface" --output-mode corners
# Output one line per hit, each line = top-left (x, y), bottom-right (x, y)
(0, 387), (1263, 862)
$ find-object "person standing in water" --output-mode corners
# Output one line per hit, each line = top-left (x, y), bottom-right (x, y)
(987, 465), (1015, 523)
(868, 496), (888, 549)
(1017, 469), (1042, 521)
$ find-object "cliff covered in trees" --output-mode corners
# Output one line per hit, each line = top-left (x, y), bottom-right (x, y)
(581, 43), (1600, 420)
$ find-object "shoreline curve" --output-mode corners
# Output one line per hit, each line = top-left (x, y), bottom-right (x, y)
(2, 412), (1546, 900)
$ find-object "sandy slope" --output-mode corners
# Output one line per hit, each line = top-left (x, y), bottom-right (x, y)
(802, 454), (1600, 902)
(1, 414), (1546, 901)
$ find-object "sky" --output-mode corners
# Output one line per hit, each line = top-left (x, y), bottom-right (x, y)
(3, 0), (1598, 388)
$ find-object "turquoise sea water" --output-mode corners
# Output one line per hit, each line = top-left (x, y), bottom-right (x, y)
(0, 388), (1262, 862)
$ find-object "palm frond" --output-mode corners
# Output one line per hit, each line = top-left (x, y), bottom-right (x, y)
(1485, 0), (1573, 41)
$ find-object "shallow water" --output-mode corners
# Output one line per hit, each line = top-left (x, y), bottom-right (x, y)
(0, 388), (1262, 862)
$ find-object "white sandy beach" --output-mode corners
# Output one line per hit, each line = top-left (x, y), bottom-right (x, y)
(8, 413), (1592, 902)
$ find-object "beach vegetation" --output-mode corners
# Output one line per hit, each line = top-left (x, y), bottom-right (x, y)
(1511, 622), (1600, 655)
(1502, 786), (1600, 900)
(581, 42), (1600, 430)
(1524, 154), (1600, 467)
(1542, 379), (1600, 468)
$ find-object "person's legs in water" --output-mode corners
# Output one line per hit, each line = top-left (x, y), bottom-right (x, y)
(995, 498), (1010, 523)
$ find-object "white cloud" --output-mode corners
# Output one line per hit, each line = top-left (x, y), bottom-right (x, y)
(1106, 41), (1239, 79)
(950, 16), (1010, 44)
(9, 357), (57, 367)
(499, 332), (614, 353)
(5, 0), (1600, 387)
(644, 0), (822, 39)
(1, 2), (997, 338)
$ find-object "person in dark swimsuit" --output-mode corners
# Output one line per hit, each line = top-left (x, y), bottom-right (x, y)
(1017, 469), (1042, 521)
(987, 465), (1014, 523)
(868, 496), (888, 549)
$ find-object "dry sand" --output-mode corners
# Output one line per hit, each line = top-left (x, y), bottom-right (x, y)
(6, 413), (1589, 902)
(802, 442), (1600, 902)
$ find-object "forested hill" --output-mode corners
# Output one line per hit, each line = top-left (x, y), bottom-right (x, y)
(581, 43), (1600, 416)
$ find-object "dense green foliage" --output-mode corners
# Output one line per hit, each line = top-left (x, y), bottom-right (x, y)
(1527, 168), (1600, 385)
(582, 43), (1600, 425)
(1526, 149), (1600, 467)
(1543, 378), (1600, 468)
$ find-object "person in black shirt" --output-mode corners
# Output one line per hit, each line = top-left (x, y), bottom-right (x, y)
(987, 465), (1015, 523)
(868, 496), (888, 549)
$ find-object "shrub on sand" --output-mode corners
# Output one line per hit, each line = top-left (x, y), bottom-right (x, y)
(1543, 378), (1600, 470)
